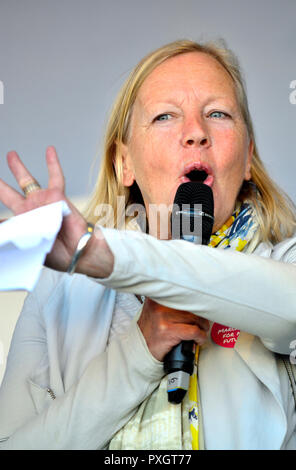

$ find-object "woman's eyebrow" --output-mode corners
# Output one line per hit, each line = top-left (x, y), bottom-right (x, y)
(202, 94), (237, 106)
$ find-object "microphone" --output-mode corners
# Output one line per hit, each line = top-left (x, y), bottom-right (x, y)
(163, 182), (214, 404)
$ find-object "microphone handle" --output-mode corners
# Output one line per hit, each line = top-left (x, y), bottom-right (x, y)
(164, 233), (209, 404)
(164, 339), (195, 404)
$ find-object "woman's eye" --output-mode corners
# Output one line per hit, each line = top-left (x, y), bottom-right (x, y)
(154, 113), (172, 122)
(209, 111), (229, 119)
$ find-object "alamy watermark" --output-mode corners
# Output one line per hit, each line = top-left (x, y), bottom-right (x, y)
(0, 80), (3, 104)
(92, 197), (205, 242)
(290, 339), (296, 365)
(289, 80), (296, 105)
(0, 79), (295, 107)
(0, 340), (4, 366)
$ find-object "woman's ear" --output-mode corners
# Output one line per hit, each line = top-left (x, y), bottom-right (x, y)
(244, 138), (254, 181)
(116, 141), (135, 187)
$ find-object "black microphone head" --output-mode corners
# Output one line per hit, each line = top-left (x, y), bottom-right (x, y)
(171, 182), (214, 244)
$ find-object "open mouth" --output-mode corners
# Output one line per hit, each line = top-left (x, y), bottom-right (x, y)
(185, 169), (208, 183)
(181, 164), (214, 187)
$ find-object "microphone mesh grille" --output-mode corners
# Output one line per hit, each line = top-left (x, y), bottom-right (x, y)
(172, 182), (214, 243)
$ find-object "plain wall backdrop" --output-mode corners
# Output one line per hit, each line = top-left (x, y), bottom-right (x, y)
(0, 0), (296, 383)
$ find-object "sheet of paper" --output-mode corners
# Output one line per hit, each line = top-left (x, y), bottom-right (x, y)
(0, 201), (71, 292)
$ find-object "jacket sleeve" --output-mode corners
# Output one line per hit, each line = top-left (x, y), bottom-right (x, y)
(0, 288), (164, 450)
(97, 228), (296, 355)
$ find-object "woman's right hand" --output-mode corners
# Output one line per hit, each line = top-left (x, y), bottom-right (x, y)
(137, 298), (210, 362)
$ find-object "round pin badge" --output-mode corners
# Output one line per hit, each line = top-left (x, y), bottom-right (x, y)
(211, 322), (240, 348)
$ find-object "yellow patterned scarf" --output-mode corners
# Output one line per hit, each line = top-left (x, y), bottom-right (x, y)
(109, 203), (259, 450)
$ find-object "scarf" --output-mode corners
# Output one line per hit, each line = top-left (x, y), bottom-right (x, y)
(109, 202), (259, 450)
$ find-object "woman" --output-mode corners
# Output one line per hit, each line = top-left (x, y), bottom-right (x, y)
(0, 39), (296, 450)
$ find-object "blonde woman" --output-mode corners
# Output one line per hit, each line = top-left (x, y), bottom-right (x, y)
(0, 40), (296, 450)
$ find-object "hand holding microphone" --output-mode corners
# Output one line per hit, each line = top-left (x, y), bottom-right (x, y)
(137, 298), (210, 362)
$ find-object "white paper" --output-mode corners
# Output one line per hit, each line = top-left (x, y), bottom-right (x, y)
(0, 201), (71, 292)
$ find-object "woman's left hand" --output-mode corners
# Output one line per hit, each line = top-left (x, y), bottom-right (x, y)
(138, 298), (210, 362)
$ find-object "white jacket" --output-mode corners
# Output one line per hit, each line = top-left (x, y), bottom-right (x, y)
(0, 228), (296, 449)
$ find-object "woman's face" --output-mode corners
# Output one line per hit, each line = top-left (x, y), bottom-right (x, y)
(120, 52), (253, 234)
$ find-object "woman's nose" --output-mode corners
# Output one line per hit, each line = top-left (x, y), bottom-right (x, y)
(181, 117), (210, 148)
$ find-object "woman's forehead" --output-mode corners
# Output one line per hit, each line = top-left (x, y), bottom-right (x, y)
(136, 51), (236, 108)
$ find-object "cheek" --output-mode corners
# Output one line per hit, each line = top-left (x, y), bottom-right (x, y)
(214, 128), (248, 179)
(131, 129), (178, 177)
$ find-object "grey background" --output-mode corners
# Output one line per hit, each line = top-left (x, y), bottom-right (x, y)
(0, 0), (295, 214)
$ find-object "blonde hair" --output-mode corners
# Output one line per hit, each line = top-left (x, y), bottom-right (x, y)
(84, 39), (296, 244)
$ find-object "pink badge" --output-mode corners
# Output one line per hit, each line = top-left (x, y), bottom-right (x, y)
(211, 322), (240, 348)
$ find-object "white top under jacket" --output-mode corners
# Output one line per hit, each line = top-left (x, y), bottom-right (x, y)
(0, 227), (296, 450)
